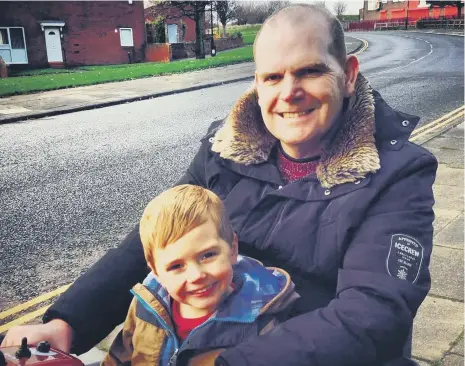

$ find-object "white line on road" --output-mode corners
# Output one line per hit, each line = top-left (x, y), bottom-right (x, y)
(369, 36), (434, 77)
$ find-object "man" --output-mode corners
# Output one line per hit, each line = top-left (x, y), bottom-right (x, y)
(2, 4), (436, 365)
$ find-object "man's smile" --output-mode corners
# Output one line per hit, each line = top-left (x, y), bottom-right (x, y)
(278, 109), (315, 118)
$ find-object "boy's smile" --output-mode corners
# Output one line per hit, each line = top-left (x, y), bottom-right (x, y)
(153, 218), (238, 319)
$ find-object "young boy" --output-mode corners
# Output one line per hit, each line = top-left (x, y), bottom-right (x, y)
(102, 185), (298, 366)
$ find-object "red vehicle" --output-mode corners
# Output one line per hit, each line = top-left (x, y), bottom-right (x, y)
(0, 338), (83, 366)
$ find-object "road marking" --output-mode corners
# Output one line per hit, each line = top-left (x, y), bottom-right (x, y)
(0, 284), (70, 320)
(351, 37), (369, 55)
(0, 107), (463, 334)
(0, 305), (51, 334)
(411, 107), (464, 144)
(370, 36), (433, 76)
(411, 105), (464, 136)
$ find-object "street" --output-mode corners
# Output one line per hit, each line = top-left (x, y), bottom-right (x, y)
(0, 31), (463, 311)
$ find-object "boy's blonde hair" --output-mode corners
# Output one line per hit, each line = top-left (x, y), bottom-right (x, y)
(140, 185), (234, 272)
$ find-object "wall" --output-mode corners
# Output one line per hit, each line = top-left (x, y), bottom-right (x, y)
(146, 43), (170, 63)
(145, 5), (196, 43)
(359, 0), (460, 21)
(170, 37), (243, 60)
(0, 1), (146, 68)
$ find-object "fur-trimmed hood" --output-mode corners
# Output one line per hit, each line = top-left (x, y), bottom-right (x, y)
(211, 74), (403, 188)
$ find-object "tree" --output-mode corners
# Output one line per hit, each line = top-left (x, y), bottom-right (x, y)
(313, 1), (327, 9)
(231, 2), (248, 25)
(231, 1), (290, 25)
(215, 0), (237, 37)
(426, 1), (464, 18)
(146, 15), (166, 43)
(266, 0), (291, 15)
(232, 1), (267, 24)
(333, 1), (347, 20)
(149, 1), (208, 59)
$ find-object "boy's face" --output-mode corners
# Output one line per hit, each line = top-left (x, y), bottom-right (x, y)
(153, 218), (238, 318)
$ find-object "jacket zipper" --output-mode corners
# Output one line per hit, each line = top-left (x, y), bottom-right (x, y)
(168, 349), (179, 366)
(167, 318), (255, 365)
(183, 316), (255, 343)
(132, 291), (256, 366)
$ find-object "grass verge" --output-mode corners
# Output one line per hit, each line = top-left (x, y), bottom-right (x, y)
(0, 45), (253, 97)
(229, 24), (262, 44)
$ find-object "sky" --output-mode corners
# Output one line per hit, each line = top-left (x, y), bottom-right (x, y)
(294, 0), (364, 15)
(143, 1), (366, 16)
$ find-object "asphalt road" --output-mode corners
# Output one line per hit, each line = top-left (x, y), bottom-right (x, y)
(0, 32), (463, 311)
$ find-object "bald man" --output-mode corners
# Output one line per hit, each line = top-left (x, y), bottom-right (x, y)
(3, 4), (436, 366)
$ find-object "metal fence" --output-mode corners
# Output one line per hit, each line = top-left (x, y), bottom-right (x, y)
(344, 17), (464, 32)
(374, 21), (417, 30)
(416, 18), (464, 30)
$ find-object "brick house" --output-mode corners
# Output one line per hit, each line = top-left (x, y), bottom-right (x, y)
(0, 0), (146, 68)
(144, 3), (197, 44)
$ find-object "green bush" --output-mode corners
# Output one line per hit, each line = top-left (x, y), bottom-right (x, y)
(146, 16), (166, 43)
(230, 31), (243, 40)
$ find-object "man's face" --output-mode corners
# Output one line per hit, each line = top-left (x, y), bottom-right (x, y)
(254, 18), (358, 159)
(154, 219), (238, 318)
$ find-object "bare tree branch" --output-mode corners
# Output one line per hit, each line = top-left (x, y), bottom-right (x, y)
(215, 0), (237, 36)
(313, 1), (327, 9)
(333, 1), (347, 20)
(231, 0), (290, 25)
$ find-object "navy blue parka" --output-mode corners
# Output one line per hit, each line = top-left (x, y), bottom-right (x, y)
(44, 74), (437, 365)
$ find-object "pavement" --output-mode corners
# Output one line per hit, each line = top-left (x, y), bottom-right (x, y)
(408, 28), (464, 37)
(410, 122), (464, 366)
(1, 34), (463, 365)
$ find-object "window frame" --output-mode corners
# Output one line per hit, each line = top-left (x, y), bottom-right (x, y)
(119, 27), (134, 47)
(0, 26), (28, 64)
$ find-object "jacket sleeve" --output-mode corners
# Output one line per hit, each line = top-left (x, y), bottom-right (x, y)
(217, 153), (437, 366)
(43, 138), (212, 354)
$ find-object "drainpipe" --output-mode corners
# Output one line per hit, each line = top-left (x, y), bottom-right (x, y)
(405, 0), (410, 30)
(210, 1), (216, 56)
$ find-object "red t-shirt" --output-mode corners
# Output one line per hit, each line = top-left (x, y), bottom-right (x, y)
(171, 301), (213, 341)
(277, 145), (320, 184)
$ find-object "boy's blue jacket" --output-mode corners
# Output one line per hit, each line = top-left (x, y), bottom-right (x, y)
(101, 255), (299, 365)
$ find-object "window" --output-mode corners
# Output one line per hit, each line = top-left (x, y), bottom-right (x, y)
(119, 28), (134, 47)
(0, 27), (27, 64)
(0, 29), (9, 45)
(10, 28), (25, 49)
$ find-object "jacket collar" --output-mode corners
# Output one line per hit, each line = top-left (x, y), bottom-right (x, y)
(211, 73), (419, 189)
(134, 256), (298, 326)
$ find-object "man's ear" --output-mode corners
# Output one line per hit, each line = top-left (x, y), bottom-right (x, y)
(230, 233), (239, 265)
(344, 55), (359, 97)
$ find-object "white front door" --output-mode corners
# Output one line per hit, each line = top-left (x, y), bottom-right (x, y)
(167, 24), (178, 43)
(44, 27), (63, 62)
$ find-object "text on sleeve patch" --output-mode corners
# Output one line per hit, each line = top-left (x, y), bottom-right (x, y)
(386, 234), (424, 283)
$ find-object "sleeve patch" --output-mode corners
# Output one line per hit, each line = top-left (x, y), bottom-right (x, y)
(386, 234), (424, 283)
